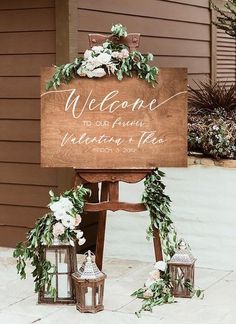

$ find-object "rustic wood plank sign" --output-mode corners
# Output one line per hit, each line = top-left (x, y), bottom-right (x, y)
(41, 67), (187, 169)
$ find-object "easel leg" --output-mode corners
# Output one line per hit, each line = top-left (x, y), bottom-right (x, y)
(153, 227), (163, 261)
(95, 182), (109, 270)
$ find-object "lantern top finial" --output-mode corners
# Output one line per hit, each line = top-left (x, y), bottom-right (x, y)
(74, 250), (105, 280)
(168, 239), (196, 265)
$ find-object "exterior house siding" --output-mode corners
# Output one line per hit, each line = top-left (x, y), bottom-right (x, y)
(0, 0), (57, 246)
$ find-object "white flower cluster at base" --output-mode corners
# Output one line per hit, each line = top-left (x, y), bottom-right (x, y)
(49, 196), (86, 246)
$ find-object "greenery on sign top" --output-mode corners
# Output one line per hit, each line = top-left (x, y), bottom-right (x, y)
(13, 186), (90, 297)
(188, 81), (236, 160)
(46, 24), (158, 90)
(211, 0), (236, 38)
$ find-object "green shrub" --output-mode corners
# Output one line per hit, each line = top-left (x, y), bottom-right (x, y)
(188, 81), (236, 160)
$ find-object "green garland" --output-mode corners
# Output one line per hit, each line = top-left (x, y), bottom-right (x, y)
(143, 169), (177, 259)
(46, 24), (158, 90)
(132, 169), (204, 316)
(13, 185), (90, 298)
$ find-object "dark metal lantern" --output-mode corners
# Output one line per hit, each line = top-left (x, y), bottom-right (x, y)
(72, 250), (106, 313)
(38, 241), (77, 304)
(168, 240), (196, 298)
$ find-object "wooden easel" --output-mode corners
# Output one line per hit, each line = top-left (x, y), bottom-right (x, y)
(73, 32), (163, 270)
(74, 170), (163, 270)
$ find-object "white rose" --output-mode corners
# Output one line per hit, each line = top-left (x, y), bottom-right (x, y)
(84, 57), (101, 71)
(61, 215), (76, 229)
(75, 230), (84, 239)
(79, 237), (86, 246)
(86, 68), (106, 78)
(50, 197), (73, 213)
(84, 49), (92, 59)
(91, 45), (104, 54)
(54, 209), (68, 221)
(154, 261), (167, 272)
(95, 52), (111, 65)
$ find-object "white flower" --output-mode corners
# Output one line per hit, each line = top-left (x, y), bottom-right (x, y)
(154, 261), (167, 272)
(76, 230), (84, 239)
(145, 278), (155, 288)
(91, 45), (104, 54)
(143, 289), (153, 299)
(95, 52), (111, 65)
(84, 57), (101, 71)
(52, 222), (65, 237)
(84, 49), (92, 59)
(149, 269), (160, 281)
(50, 197), (73, 214)
(112, 51), (120, 59)
(86, 67), (106, 78)
(79, 237), (86, 246)
(103, 42), (109, 48)
(61, 215), (76, 229)
(53, 209), (68, 221)
(120, 48), (129, 58)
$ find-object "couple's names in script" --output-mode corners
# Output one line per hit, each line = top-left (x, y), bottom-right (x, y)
(41, 87), (185, 152)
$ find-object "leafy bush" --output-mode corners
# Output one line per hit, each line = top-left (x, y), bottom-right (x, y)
(188, 81), (236, 160)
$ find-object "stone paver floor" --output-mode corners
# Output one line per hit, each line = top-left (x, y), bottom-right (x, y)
(0, 248), (235, 324)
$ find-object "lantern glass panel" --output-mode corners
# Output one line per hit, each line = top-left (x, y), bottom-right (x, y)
(39, 245), (77, 304)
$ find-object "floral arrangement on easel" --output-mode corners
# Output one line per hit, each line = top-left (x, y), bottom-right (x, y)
(13, 185), (90, 296)
(46, 23), (158, 90)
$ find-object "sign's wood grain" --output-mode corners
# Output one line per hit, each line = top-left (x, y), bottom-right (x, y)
(41, 68), (187, 169)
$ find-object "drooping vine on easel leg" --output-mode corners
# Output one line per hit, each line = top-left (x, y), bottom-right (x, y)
(143, 168), (177, 260)
(132, 169), (203, 316)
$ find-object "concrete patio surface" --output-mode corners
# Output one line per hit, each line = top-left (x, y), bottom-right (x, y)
(0, 165), (235, 323)
(0, 248), (235, 324)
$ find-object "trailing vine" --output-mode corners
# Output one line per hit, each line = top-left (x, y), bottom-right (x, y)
(13, 185), (90, 298)
(132, 169), (204, 316)
(46, 23), (158, 90)
(143, 168), (177, 260)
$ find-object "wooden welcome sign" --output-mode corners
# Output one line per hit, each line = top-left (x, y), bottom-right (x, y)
(41, 68), (187, 169)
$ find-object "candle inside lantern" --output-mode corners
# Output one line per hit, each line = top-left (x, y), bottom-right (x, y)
(85, 287), (93, 306)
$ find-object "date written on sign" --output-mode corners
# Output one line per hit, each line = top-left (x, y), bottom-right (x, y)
(41, 68), (188, 169)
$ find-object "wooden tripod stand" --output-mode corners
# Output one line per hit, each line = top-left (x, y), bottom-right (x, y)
(74, 169), (163, 270)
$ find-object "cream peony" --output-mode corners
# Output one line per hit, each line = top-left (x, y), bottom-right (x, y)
(91, 45), (104, 54)
(52, 222), (65, 238)
(84, 49), (92, 59)
(86, 67), (106, 78)
(95, 52), (111, 65)
(61, 215), (76, 229)
(120, 48), (129, 58)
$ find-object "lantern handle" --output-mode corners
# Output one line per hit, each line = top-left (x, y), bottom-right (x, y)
(84, 250), (95, 261)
